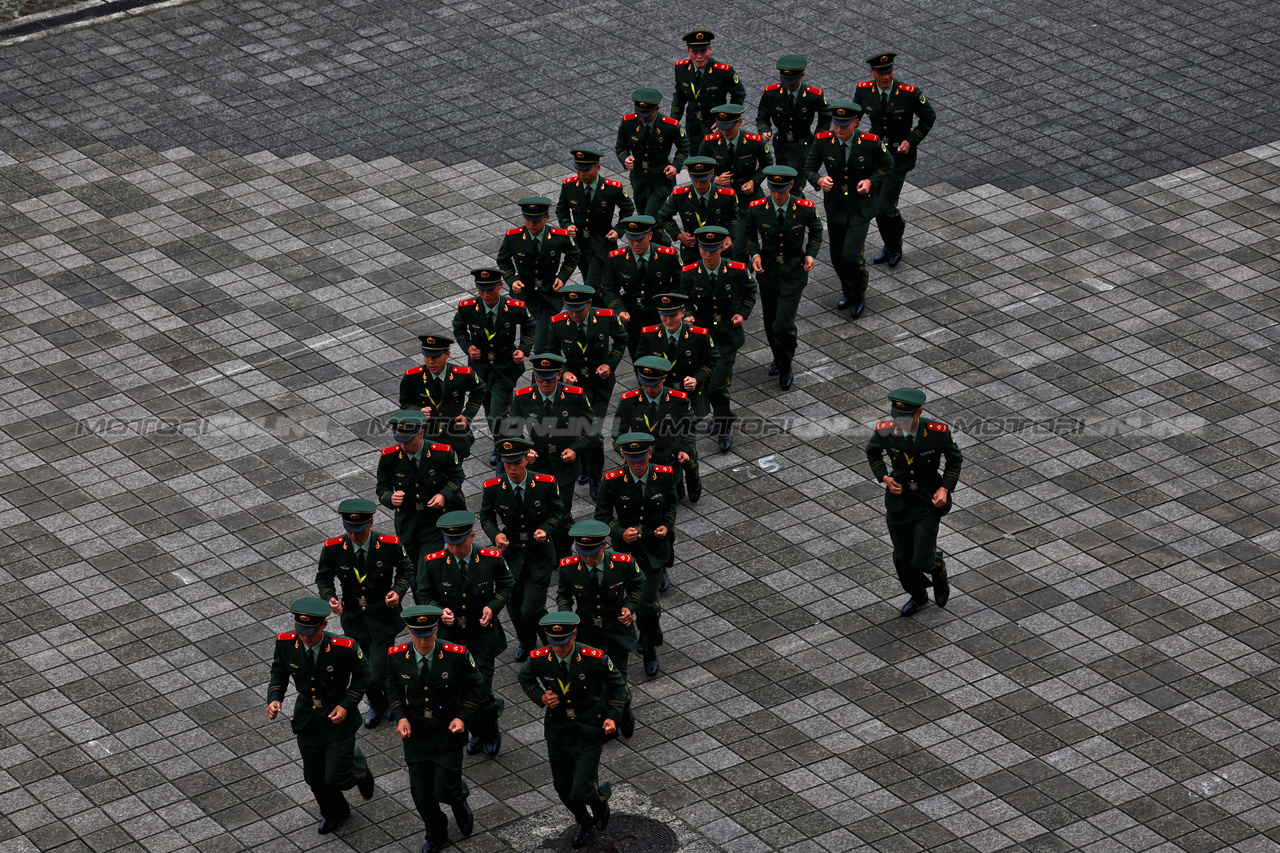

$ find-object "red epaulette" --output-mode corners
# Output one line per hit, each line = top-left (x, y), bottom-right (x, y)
(405, 366), (424, 375)
(675, 59), (690, 67)
(560, 556), (578, 567)
(654, 465), (674, 474)
(604, 468), (626, 480)
(668, 390), (688, 399)
(550, 227), (569, 236)
(857, 81), (874, 89)
(324, 536), (344, 547)
(529, 647), (551, 658)
(506, 227), (523, 235)
(378, 534), (400, 544)
(580, 647), (604, 658)
(507, 298), (525, 307)
(331, 637), (354, 648)
(764, 83), (780, 92)
(806, 86), (823, 95)
(744, 133), (762, 142)
(621, 389), (642, 400)
(479, 548), (502, 558)
(662, 116), (679, 125)
(656, 246), (676, 255)
(595, 308), (615, 317)
(613, 553), (632, 562)
(458, 298), (477, 307)
(703, 133), (722, 142)
(277, 632), (296, 641)
(603, 179), (622, 188)
(562, 175), (577, 184)
(451, 366), (472, 375)
(749, 198), (767, 207)
(795, 199), (815, 208)
(641, 325), (661, 333)
(389, 643), (409, 654)
(717, 187), (735, 196)
(431, 443), (452, 451)
(860, 133), (878, 142)
(551, 312), (569, 322)
(689, 326), (709, 335)
(534, 474), (555, 483)
(381, 446), (400, 456)
(899, 84), (916, 93)
(726, 261), (746, 270)
(609, 247), (627, 258)
(876, 421), (894, 429)
(672, 186), (690, 195)
(713, 62), (730, 71)
(926, 422), (949, 432)
(514, 386), (534, 396)
(484, 477), (503, 488)
(624, 112), (637, 121)
(682, 262), (699, 271)
(564, 385), (584, 395)
(442, 643), (466, 653)
(425, 549), (447, 561)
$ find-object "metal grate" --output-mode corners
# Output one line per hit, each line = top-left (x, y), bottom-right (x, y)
(543, 815), (678, 853)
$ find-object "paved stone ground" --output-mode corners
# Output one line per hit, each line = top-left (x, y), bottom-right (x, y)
(2, 3), (1280, 853)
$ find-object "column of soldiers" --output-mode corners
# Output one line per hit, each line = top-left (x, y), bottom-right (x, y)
(266, 30), (941, 853)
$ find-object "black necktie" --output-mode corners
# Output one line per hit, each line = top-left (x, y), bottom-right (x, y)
(419, 653), (429, 680)
(559, 656), (569, 677)
(514, 483), (524, 504)
(881, 91), (888, 109)
(583, 183), (593, 206)
(427, 373), (442, 402)
(356, 549), (366, 577)
(636, 253), (647, 277)
(458, 554), (467, 586)
(698, 195), (708, 217)
(777, 207), (786, 228)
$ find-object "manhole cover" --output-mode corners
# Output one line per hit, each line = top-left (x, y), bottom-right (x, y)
(542, 814), (677, 853)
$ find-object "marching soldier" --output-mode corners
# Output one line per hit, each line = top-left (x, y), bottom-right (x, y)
(614, 88), (689, 217)
(496, 196), (581, 351)
(698, 103), (773, 207)
(612, 356), (699, 502)
(671, 30), (746, 151)
(802, 103), (893, 321)
(594, 433), (679, 676)
(517, 613), (627, 849)
(865, 388), (963, 616)
(680, 225), (755, 452)
(418, 511), (513, 757)
(388, 605), (486, 853)
(316, 498), (412, 729)
(266, 597), (375, 836)
(636, 292), (717, 425)
(503, 353), (593, 555)
(854, 52), (937, 268)
(480, 437), (563, 662)
(451, 267), (533, 458)
(743, 165), (823, 391)
(556, 147), (635, 288)
(653, 155), (739, 266)
(375, 410), (466, 570)
(755, 54), (831, 174)
(598, 215), (682, 359)
(546, 284), (627, 499)
(399, 334), (487, 462)
(556, 520), (641, 738)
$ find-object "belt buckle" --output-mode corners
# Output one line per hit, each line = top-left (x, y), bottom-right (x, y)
(422, 709), (433, 719)
(358, 596), (367, 608)
(695, 111), (704, 121)
(534, 279), (543, 287)
(581, 228), (591, 239)
(908, 482), (918, 490)
(592, 616), (603, 628)
(415, 501), (425, 511)
(457, 616), (467, 629)
(775, 255), (784, 265)
(518, 532), (531, 542)
(841, 185), (849, 195)
(547, 444), (558, 454)
(312, 698), (324, 708)
(640, 162), (649, 170)
(786, 132), (795, 142)
(487, 354), (496, 363)
(566, 708), (577, 719)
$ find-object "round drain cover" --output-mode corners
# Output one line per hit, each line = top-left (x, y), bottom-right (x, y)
(545, 814), (677, 853)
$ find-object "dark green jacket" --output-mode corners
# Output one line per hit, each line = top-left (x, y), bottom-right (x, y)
(479, 472), (562, 551)
(375, 441), (466, 528)
(504, 383), (593, 461)
(854, 80), (936, 170)
(555, 176), (635, 240)
(743, 196), (823, 267)
(614, 113), (690, 173)
(386, 640), (485, 745)
(635, 324), (716, 390)
(268, 631), (369, 736)
(451, 295), (534, 370)
(517, 643), (628, 730)
(697, 131), (773, 192)
(866, 418), (963, 515)
(496, 226), (580, 294)
(654, 186), (739, 247)
(755, 83), (832, 146)
(545, 309), (627, 375)
(611, 387), (694, 460)
(315, 530), (411, 638)
(671, 59), (746, 125)
(679, 259), (756, 328)
(598, 244), (683, 316)
(418, 547), (514, 659)
(556, 550), (643, 652)
(801, 131), (894, 225)
(398, 363), (487, 455)
(594, 463), (679, 570)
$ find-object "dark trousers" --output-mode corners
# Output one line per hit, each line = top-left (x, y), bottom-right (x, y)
(707, 326), (744, 426)
(298, 730), (367, 821)
(828, 219), (871, 301)
(756, 260), (808, 371)
(405, 737), (468, 843)
(343, 627), (398, 713)
(470, 653), (504, 741)
(475, 363), (521, 437)
(635, 564), (664, 649)
(885, 504), (945, 599)
(875, 167), (910, 251)
(629, 168), (676, 219)
(507, 547), (553, 651)
(546, 721), (610, 824)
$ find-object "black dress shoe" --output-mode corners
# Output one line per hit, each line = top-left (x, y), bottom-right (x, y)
(686, 470), (702, 503)
(363, 708), (383, 729)
(484, 730), (502, 756)
(451, 800), (474, 836)
(836, 296), (852, 309)
(850, 300), (865, 319)
(357, 770), (375, 800)
(887, 249), (903, 267)
(780, 370), (794, 390)
(900, 596), (928, 617)
(514, 645), (528, 663)
(643, 646), (659, 677)
(593, 801), (611, 832)
(421, 841), (445, 853)
(675, 477), (686, 499)
(465, 734), (483, 755)
(873, 248), (890, 264)
(718, 426), (733, 453)
(577, 472), (590, 485)
(571, 823), (592, 848)
(934, 573), (951, 608)
(767, 361), (781, 375)
(659, 569), (670, 592)
(588, 477), (600, 501)
(620, 710), (635, 739)
(318, 813), (348, 834)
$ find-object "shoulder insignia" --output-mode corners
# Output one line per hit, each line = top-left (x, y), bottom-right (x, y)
(324, 536), (344, 547)
(562, 175), (578, 184)
(389, 643), (409, 654)
(603, 179), (622, 187)
(806, 86), (823, 95)
(507, 298), (525, 307)
(458, 297), (477, 307)
(654, 465), (674, 474)
(331, 637), (354, 648)
(609, 247), (627, 258)
(744, 133), (762, 142)
(672, 186), (690, 195)
(529, 647), (551, 658)
(506, 227), (523, 235)
(726, 261), (747, 270)
(682, 262), (699, 271)
(483, 477), (503, 488)
(876, 420), (894, 429)
(581, 647), (604, 658)
(702, 132), (722, 141)
(899, 84), (916, 93)
(815, 131), (834, 139)
(551, 312), (569, 322)
(926, 422), (949, 432)
(534, 473), (556, 483)
(430, 443), (452, 451)
(860, 133), (878, 141)
(623, 112), (637, 121)
(550, 227), (569, 236)
(514, 385), (534, 396)
(641, 325), (661, 333)
(675, 59), (690, 66)
(764, 83), (780, 91)
(564, 385), (584, 395)
(713, 62), (730, 71)
(377, 534), (400, 544)
(749, 198), (767, 207)
(405, 366), (424, 375)
(277, 632), (297, 641)
(795, 199), (815, 208)
(604, 468), (626, 480)
(443, 643), (466, 653)
(857, 81), (874, 89)
(450, 366), (472, 375)
(612, 553), (632, 562)
(621, 389), (642, 400)
(594, 308), (615, 317)
(662, 116), (679, 126)
(425, 549), (447, 561)
(560, 556), (579, 567)
(668, 390), (688, 399)
(689, 326), (709, 334)
(717, 187), (736, 196)
(656, 245), (676, 255)
(381, 445), (400, 456)
(479, 548), (502, 558)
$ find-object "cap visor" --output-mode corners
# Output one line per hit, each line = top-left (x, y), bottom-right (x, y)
(573, 541), (605, 556)
(295, 622), (323, 636)
(442, 534), (469, 545)
(407, 625), (438, 638)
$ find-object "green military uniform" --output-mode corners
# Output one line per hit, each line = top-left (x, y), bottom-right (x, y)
(267, 598), (373, 833)
(594, 433), (679, 675)
(418, 511), (514, 754)
(697, 103), (774, 207)
(451, 268), (534, 441)
(398, 334), (487, 462)
(517, 613), (628, 844)
(865, 388), (963, 616)
(671, 30), (747, 151)
(614, 88), (690, 218)
(315, 499), (411, 726)
(611, 356), (698, 501)
(653, 156), (740, 265)
(375, 411), (466, 570)
(742, 166), (823, 386)
(556, 148), (635, 288)
(854, 52), (937, 264)
(598, 216), (683, 359)
(388, 606), (486, 853)
(755, 54), (832, 173)
(496, 197), (582, 351)
(635, 293), (717, 422)
(680, 226), (756, 448)
(802, 105), (894, 315)
(479, 437), (563, 658)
